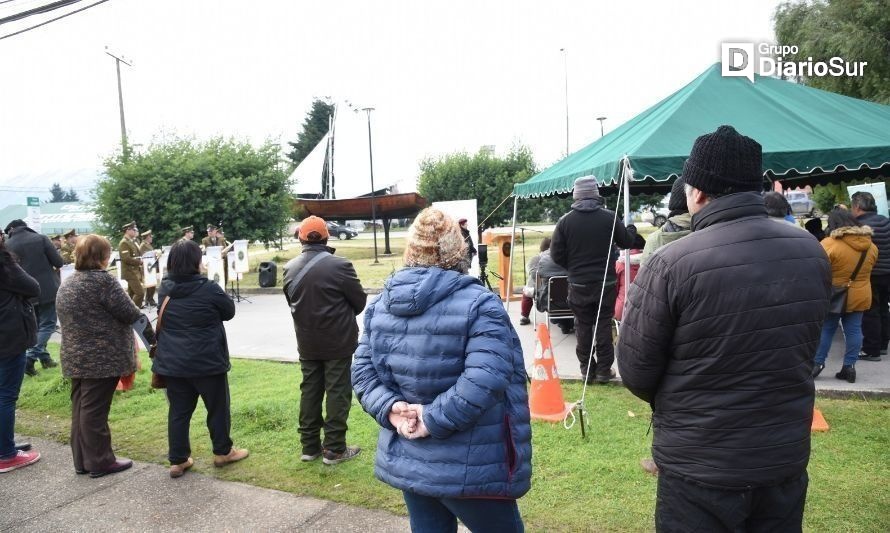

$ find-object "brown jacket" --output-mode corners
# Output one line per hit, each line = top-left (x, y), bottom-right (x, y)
(823, 225), (878, 313)
(56, 270), (147, 378)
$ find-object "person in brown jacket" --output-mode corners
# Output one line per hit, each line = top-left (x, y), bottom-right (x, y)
(56, 234), (152, 478)
(812, 208), (878, 383)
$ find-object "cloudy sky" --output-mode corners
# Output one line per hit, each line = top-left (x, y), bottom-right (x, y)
(0, 0), (780, 205)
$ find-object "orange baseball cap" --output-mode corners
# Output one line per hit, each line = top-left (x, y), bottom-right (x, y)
(298, 216), (329, 241)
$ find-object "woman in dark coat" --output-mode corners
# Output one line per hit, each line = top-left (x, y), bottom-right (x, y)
(152, 240), (245, 478)
(0, 239), (41, 473)
(56, 234), (145, 477)
(352, 208), (531, 532)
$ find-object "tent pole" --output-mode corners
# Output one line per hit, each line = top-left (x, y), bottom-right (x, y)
(623, 158), (632, 295)
(506, 195), (519, 313)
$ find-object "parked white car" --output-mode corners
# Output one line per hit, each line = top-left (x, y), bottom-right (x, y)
(786, 191), (816, 216)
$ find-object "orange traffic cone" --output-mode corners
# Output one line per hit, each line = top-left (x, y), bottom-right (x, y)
(529, 324), (575, 422)
(811, 408), (830, 432)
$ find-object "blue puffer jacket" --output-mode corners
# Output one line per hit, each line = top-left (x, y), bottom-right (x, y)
(352, 267), (532, 499)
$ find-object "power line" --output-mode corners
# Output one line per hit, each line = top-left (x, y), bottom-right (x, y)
(0, 0), (109, 41)
(0, 0), (83, 25)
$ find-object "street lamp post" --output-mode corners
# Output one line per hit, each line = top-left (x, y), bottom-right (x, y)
(560, 48), (569, 156)
(596, 116), (607, 138)
(105, 47), (132, 161)
(361, 107), (380, 264)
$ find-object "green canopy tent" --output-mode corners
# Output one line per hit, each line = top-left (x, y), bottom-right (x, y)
(504, 63), (890, 307)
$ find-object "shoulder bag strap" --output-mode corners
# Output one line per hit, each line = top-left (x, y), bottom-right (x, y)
(286, 252), (331, 309)
(849, 251), (868, 283)
(155, 295), (171, 336)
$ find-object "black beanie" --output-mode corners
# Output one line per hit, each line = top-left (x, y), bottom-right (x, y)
(668, 177), (687, 214)
(682, 125), (762, 195)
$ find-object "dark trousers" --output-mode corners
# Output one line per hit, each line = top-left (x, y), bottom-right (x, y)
(861, 275), (890, 356)
(166, 374), (233, 464)
(70, 377), (120, 472)
(299, 358), (352, 456)
(403, 491), (524, 533)
(0, 353), (26, 459)
(655, 472), (808, 533)
(145, 286), (156, 304)
(567, 281), (617, 376)
(26, 301), (56, 363)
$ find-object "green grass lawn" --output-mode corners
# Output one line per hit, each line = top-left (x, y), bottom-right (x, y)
(17, 344), (889, 532)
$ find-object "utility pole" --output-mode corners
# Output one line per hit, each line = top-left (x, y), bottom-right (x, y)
(361, 107), (380, 264)
(105, 47), (132, 160)
(560, 48), (569, 156)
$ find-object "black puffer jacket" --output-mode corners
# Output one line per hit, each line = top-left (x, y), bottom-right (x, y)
(0, 258), (39, 358)
(617, 192), (831, 489)
(153, 274), (235, 377)
(6, 226), (63, 304)
(283, 244), (367, 360)
(856, 211), (890, 276)
(550, 198), (637, 284)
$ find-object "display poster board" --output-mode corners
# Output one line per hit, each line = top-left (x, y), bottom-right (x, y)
(233, 240), (249, 273)
(432, 199), (479, 277)
(847, 183), (888, 218)
(158, 246), (172, 280)
(25, 197), (41, 233)
(205, 246), (225, 287)
(142, 251), (157, 288)
(227, 251), (242, 281)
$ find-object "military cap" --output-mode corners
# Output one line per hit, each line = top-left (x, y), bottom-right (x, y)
(63, 228), (77, 238)
(140, 229), (153, 238)
(180, 226), (193, 235)
(50, 234), (62, 240)
(121, 221), (137, 231)
(206, 224), (218, 231)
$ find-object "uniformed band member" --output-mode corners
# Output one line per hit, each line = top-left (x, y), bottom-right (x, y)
(201, 224), (229, 250)
(179, 226), (194, 242)
(60, 229), (78, 264)
(118, 221), (145, 307)
(51, 234), (63, 250)
(139, 229), (158, 307)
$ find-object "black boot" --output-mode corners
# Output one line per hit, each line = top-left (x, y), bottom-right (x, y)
(835, 365), (856, 383)
(25, 360), (38, 377)
(41, 358), (58, 369)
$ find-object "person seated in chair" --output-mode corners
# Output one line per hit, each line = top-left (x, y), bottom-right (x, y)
(534, 245), (572, 334)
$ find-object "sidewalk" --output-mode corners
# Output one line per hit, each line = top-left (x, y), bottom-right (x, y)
(1, 437), (411, 533)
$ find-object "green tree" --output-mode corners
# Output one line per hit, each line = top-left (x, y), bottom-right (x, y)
(287, 98), (334, 168)
(48, 183), (81, 202)
(48, 183), (65, 202)
(418, 145), (544, 227)
(774, 0), (890, 103)
(63, 188), (79, 202)
(96, 136), (291, 246)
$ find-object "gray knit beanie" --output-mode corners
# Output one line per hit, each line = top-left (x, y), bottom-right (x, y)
(572, 176), (599, 200)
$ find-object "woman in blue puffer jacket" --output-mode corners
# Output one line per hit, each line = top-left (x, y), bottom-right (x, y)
(352, 208), (532, 533)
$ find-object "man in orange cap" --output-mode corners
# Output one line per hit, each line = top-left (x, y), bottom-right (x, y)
(283, 216), (367, 465)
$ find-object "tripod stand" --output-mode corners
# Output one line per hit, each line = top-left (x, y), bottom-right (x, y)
(229, 274), (252, 303)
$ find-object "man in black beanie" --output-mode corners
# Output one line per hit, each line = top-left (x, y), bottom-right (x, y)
(550, 176), (637, 383)
(641, 177), (692, 262)
(618, 125), (831, 531)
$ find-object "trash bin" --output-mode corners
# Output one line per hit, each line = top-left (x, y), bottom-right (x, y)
(258, 261), (277, 288)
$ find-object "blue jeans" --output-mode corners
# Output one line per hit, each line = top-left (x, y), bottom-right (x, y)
(402, 491), (524, 533)
(26, 301), (57, 363)
(0, 353), (27, 459)
(814, 312), (863, 367)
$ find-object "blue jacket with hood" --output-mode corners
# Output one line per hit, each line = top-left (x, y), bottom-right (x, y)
(351, 267), (532, 499)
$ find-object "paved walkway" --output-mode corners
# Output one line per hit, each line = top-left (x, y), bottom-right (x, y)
(129, 293), (889, 396)
(1, 437), (412, 533)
